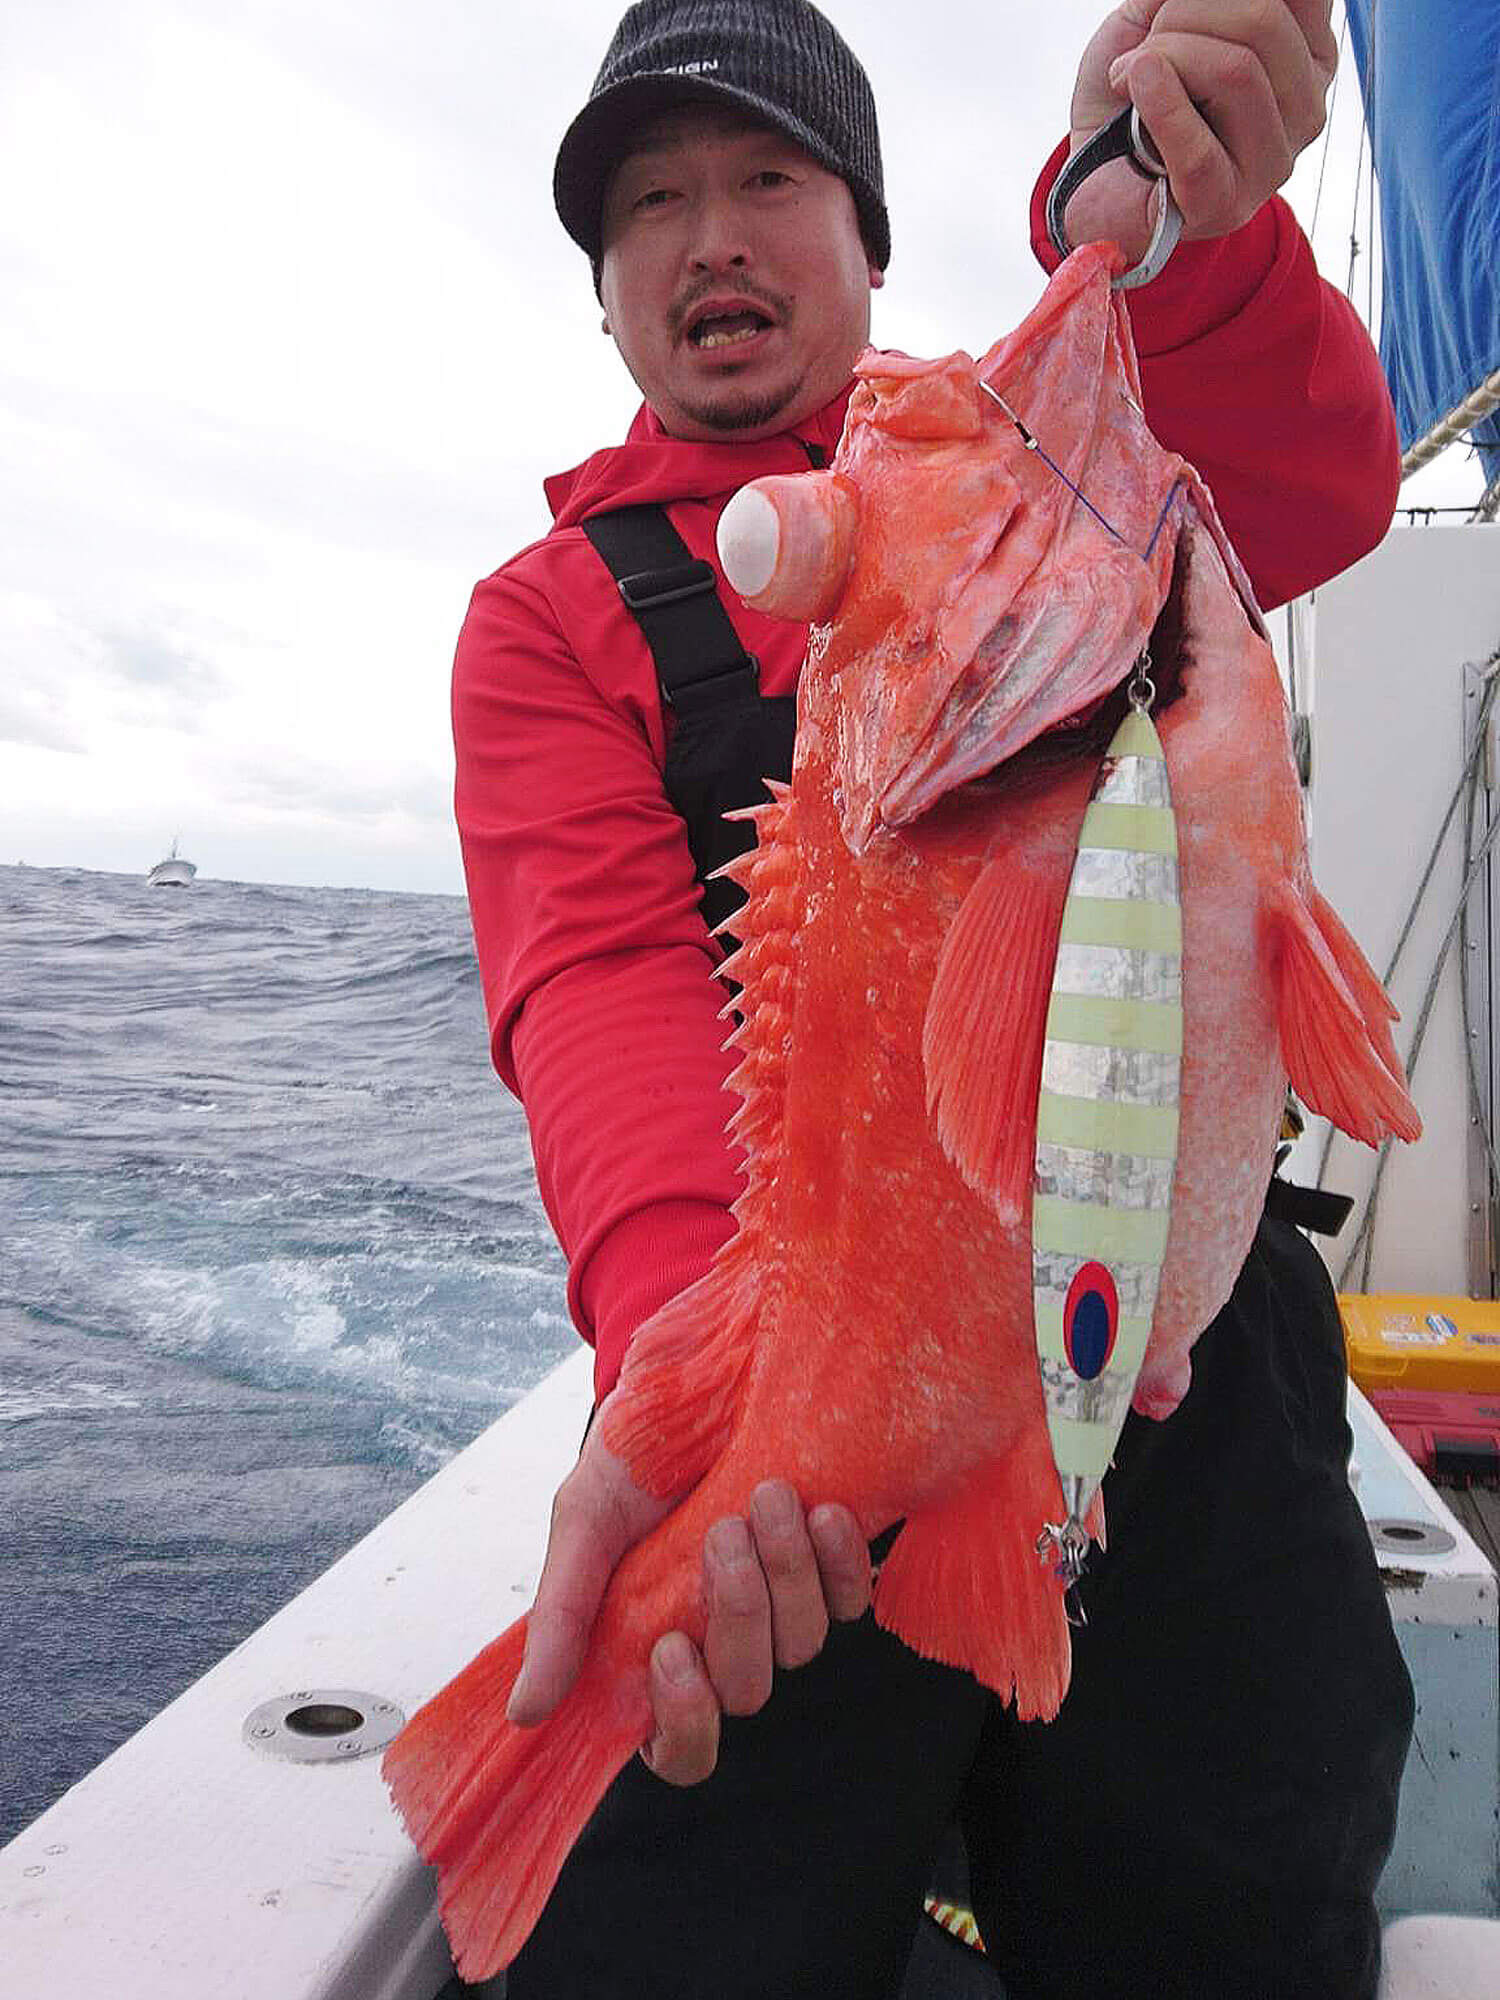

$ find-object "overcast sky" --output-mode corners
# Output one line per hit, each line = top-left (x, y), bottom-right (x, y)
(2, 1), (1480, 894)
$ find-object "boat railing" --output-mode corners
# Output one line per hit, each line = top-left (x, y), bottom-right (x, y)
(0, 1352), (1493, 1996)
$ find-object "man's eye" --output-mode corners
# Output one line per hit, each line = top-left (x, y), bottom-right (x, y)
(749, 170), (794, 190)
(634, 187), (677, 210)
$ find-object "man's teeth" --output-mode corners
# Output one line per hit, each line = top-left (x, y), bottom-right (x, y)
(692, 312), (767, 349)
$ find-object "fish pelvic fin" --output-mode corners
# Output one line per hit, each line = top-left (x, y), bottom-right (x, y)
(597, 1261), (762, 1496)
(382, 1623), (650, 1979)
(922, 854), (1064, 1222)
(872, 1428), (1072, 1721)
(1269, 879), (1422, 1147)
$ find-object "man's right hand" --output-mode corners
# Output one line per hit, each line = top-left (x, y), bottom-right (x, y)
(506, 1403), (873, 1787)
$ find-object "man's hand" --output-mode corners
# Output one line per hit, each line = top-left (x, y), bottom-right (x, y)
(505, 1418), (676, 1727)
(507, 1404), (872, 1788)
(640, 1483), (872, 1785)
(1063, 2), (1338, 262)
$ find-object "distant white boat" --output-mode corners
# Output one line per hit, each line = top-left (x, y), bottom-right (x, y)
(147, 841), (196, 887)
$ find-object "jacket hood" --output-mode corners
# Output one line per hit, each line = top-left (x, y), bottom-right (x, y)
(545, 390), (853, 530)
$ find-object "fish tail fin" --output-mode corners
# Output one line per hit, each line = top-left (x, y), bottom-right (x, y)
(1269, 880), (1422, 1146)
(382, 1623), (649, 1980)
(872, 1428), (1071, 1721)
(923, 856), (1062, 1222)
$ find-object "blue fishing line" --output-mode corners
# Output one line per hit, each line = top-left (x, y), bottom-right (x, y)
(977, 375), (1184, 560)
(1029, 440), (1129, 546)
(977, 379), (1128, 545)
(1143, 481), (1185, 559)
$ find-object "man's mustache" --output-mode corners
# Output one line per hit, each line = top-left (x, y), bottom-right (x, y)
(667, 279), (791, 339)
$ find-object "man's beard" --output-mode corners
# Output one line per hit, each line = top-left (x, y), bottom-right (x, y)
(678, 374), (804, 434)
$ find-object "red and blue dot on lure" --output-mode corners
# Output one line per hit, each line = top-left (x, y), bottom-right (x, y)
(1062, 1261), (1119, 1382)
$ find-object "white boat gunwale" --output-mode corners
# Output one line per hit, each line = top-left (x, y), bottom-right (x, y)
(0, 1345), (1493, 1998)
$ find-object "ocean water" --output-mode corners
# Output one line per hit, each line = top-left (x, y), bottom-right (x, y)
(0, 863), (574, 1845)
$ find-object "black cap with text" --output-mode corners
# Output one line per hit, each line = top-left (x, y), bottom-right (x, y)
(554, 0), (889, 273)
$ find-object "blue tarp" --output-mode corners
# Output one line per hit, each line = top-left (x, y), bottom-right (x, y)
(1345, 0), (1500, 479)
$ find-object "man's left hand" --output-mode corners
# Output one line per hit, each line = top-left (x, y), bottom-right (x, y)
(1062, 1), (1338, 264)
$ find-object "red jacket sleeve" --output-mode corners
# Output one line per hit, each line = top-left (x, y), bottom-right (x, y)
(453, 558), (739, 1399)
(1031, 142), (1400, 609)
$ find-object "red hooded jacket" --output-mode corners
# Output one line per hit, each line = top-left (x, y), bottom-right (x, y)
(455, 153), (1400, 1400)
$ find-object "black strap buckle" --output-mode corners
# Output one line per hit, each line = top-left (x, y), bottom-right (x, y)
(664, 653), (762, 715)
(616, 561), (718, 613)
(583, 508), (761, 715)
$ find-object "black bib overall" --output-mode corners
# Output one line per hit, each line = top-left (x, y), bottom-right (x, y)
(499, 509), (1414, 2000)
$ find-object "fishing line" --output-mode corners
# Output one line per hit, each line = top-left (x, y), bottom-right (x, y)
(1363, 45), (1379, 336)
(1345, 63), (1368, 302)
(1143, 483), (1185, 560)
(1309, 4), (1349, 248)
(977, 378), (1128, 547)
(1343, 0), (1376, 308)
(976, 378), (1183, 562)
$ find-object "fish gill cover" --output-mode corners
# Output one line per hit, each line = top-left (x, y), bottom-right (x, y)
(1345, 0), (1500, 477)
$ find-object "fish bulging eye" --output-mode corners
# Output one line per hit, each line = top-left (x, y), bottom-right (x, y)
(718, 473), (859, 623)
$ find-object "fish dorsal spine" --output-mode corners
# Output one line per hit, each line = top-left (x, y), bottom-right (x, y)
(713, 782), (801, 1211)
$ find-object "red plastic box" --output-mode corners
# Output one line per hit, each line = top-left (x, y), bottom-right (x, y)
(1366, 1386), (1500, 1485)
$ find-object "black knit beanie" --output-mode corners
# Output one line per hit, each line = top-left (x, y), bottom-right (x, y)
(554, 0), (889, 274)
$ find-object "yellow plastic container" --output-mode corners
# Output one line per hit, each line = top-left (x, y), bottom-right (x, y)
(1338, 1293), (1500, 1395)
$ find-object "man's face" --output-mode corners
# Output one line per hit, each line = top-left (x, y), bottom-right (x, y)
(598, 105), (883, 442)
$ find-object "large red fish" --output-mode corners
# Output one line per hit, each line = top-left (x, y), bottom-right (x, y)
(382, 243), (1420, 1978)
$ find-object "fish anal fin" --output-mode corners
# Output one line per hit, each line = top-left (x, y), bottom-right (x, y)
(1269, 880), (1422, 1146)
(923, 856), (1063, 1221)
(872, 1431), (1072, 1721)
(597, 1263), (761, 1497)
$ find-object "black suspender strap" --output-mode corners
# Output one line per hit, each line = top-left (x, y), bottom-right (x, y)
(582, 505), (760, 718)
(1263, 1177), (1355, 1236)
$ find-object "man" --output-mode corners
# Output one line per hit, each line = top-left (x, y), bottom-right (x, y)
(453, 3), (1413, 1993)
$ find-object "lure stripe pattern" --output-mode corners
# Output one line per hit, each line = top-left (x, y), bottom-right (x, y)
(1033, 707), (1182, 1492)
(1034, 1139), (1176, 1209)
(1034, 1090), (1178, 1156)
(1039, 1041), (1180, 1105)
(1058, 894), (1182, 953)
(1051, 942), (1182, 1005)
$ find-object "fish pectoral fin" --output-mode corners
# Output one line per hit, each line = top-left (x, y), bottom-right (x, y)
(1305, 887), (1405, 1079)
(923, 856), (1062, 1221)
(596, 1262), (760, 1497)
(872, 1432), (1071, 1721)
(1270, 880), (1422, 1147)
